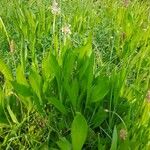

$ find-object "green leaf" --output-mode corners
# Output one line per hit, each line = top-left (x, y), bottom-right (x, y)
(29, 67), (42, 102)
(49, 52), (60, 80)
(0, 17), (10, 44)
(7, 105), (19, 124)
(0, 88), (8, 124)
(42, 52), (61, 83)
(110, 126), (118, 150)
(91, 76), (109, 102)
(78, 37), (92, 59)
(87, 54), (94, 90)
(86, 53), (94, 104)
(78, 57), (90, 80)
(71, 112), (88, 150)
(42, 53), (53, 79)
(32, 94), (44, 115)
(11, 81), (32, 97)
(39, 141), (49, 150)
(98, 134), (105, 150)
(57, 137), (71, 150)
(28, 67), (44, 114)
(0, 58), (13, 81)
(92, 107), (107, 128)
(16, 65), (28, 86)
(65, 78), (79, 109)
(48, 97), (67, 114)
(63, 50), (76, 82)
(70, 79), (79, 109)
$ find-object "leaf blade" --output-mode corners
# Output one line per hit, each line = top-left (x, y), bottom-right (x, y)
(110, 126), (118, 150)
(48, 97), (67, 114)
(71, 112), (88, 150)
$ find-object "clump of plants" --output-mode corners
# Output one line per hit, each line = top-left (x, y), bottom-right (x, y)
(0, 0), (150, 149)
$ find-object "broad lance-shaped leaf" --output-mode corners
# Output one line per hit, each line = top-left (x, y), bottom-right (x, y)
(7, 105), (19, 124)
(86, 53), (94, 105)
(71, 112), (88, 150)
(49, 52), (60, 80)
(48, 97), (67, 114)
(62, 50), (76, 82)
(42, 53), (52, 79)
(57, 137), (71, 150)
(42, 52), (60, 82)
(28, 67), (45, 114)
(0, 58), (13, 81)
(92, 107), (107, 128)
(91, 76), (109, 102)
(70, 79), (79, 109)
(29, 67), (42, 102)
(16, 65), (28, 86)
(11, 81), (32, 97)
(64, 79), (79, 110)
(110, 126), (118, 150)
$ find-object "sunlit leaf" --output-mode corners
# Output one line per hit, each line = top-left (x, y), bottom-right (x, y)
(7, 105), (19, 124)
(110, 126), (118, 150)
(11, 81), (32, 97)
(57, 137), (71, 150)
(71, 112), (88, 150)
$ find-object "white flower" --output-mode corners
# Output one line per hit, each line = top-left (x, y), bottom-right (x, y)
(51, 0), (60, 15)
(62, 25), (71, 35)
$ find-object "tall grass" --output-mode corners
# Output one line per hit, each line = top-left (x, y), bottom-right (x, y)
(0, 0), (150, 149)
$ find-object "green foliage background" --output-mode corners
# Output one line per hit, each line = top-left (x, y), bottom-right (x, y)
(0, 0), (150, 149)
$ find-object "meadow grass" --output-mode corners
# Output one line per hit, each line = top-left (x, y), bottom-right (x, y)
(0, 0), (150, 149)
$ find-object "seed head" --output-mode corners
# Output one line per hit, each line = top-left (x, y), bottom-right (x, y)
(123, 0), (130, 7)
(62, 25), (71, 36)
(121, 32), (126, 41)
(9, 40), (15, 53)
(51, 0), (60, 15)
(119, 129), (127, 141)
